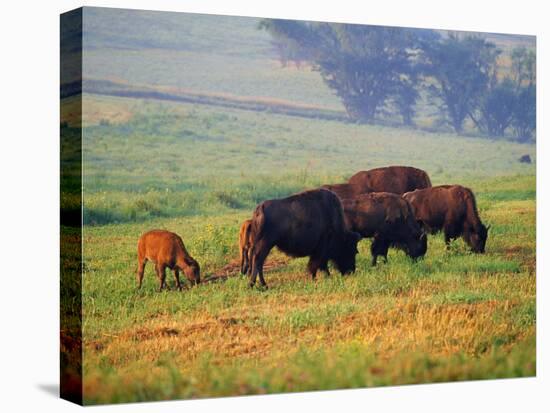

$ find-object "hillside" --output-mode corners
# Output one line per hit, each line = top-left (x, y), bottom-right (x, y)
(74, 7), (535, 119)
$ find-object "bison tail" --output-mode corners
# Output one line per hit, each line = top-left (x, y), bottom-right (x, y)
(247, 204), (267, 281)
(251, 204), (266, 244)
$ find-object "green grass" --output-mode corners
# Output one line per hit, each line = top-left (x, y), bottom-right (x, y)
(62, 83), (536, 406)
(76, 169), (535, 404)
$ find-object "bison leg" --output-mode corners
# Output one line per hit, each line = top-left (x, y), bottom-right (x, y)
(240, 247), (250, 275)
(136, 258), (147, 289)
(371, 238), (389, 266)
(307, 258), (320, 280)
(249, 269), (257, 288)
(249, 241), (271, 289)
(444, 219), (461, 250)
(320, 260), (330, 277)
(307, 256), (330, 279)
(309, 235), (331, 279)
(371, 239), (380, 266)
(156, 263), (167, 292)
(444, 228), (457, 250)
(173, 268), (182, 291)
(444, 233), (452, 250)
(258, 267), (268, 289)
(239, 246), (245, 274)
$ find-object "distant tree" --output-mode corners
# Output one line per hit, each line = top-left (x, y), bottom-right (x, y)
(392, 79), (420, 126)
(508, 46), (536, 141)
(423, 33), (500, 133)
(511, 84), (536, 142)
(471, 77), (517, 137)
(260, 19), (317, 68)
(260, 19), (434, 124)
(470, 45), (536, 140)
(511, 46), (536, 88)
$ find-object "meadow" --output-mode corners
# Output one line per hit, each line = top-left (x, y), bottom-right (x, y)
(69, 93), (536, 404)
(70, 94), (536, 226)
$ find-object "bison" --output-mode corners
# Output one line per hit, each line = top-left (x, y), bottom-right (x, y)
(348, 166), (432, 195)
(403, 185), (489, 253)
(321, 182), (368, 201)
(342, 193), (427, 265)
(247, 189), (361, 288)
(136, 229), (200, 291)
(238, 219), (253, 275)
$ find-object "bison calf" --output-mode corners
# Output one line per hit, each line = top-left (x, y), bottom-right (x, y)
(342, 193), (427, 265)
(247, 189), (361, 288)
(137, 230), (200, 291)
(403, 185), (489, 253)
(238, 219), (253, 275)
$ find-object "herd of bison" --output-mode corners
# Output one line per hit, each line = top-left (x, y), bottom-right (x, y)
(136, 166), (490, 291)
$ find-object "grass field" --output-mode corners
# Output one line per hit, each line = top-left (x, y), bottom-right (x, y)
(66, 93), (537, 404)
(80, 175), (535, 404)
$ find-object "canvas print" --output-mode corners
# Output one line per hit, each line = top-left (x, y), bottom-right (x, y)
(60, 7), (536, 405)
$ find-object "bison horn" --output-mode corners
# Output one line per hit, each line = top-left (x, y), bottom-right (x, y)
(486, 225), (492, 231)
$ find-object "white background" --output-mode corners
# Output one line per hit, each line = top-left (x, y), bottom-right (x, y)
(0, 0), (547, 411)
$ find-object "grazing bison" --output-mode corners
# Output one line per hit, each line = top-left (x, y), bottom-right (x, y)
(321, 182), (367, 201)
(342, 193), (427, 265)
(137, 230), (200, 291)
(238, 219), (253, 275)
(403, 185), (489, 253)
(247, 189), (361, 288)
(348, 166), (432, 194)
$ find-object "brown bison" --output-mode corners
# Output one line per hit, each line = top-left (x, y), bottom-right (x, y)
(247, 189), (361, 288)
(403, 185), (489, 253)
(321, 182), (368, 201)
(137, 230), (200, 291)
(238, 219), (253, 275)
(342, 193), (427, 265)
(348, 166), (432, 194)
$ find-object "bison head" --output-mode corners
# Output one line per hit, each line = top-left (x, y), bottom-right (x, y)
(402, 212), (428, 260)
(332, 231), (361, 275)
(467, 223), (489, 253)
(406, 231), (427, 260)
(184, 260), (201, 285)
